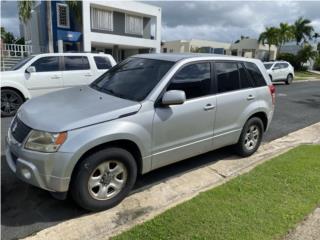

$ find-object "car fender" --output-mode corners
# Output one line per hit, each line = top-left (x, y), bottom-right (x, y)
(1, 80), (31, 99)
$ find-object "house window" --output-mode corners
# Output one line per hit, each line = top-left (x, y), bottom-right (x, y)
(57, 3), (70, 28)
(91, 7), (113, 31)
(125, 14), (143, 35)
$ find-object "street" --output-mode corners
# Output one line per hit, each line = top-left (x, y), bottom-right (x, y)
(1, 81), (320, 240)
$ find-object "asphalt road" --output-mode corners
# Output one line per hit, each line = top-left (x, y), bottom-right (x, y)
(1, 81), (320, 240)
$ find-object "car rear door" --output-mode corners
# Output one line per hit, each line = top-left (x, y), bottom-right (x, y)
(271, 63), (282, 80)
(25, 56), (63, 97)
(62, 56), (95, 87)
(212, 61), (256, 150)
(152, 62), (216, 169)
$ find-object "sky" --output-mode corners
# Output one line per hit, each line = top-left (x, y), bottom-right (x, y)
(1, 0), (320, 43)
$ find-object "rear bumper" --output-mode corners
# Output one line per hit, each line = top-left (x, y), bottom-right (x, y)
(6, 136), (72, 192)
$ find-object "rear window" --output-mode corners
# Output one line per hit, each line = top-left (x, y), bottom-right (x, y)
(244, 62), (266, 87)
(64, 56), (90, 71)
(215, 62), (240, 93)
(94, 56), (112, 69)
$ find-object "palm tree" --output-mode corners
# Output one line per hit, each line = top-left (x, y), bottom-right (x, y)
(292, 17), (314, 45)
(277, 23), (294, 53)
(258, 27), (279, 61)
(18, 1), (35, 23)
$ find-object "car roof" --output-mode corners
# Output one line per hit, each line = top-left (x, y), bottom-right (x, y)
(132, 53), (262, 63)
(31, 52), (111, 57)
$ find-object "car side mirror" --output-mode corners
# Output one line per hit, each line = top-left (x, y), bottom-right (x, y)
(25, 66), (36, 73)
(162, 90), (186, 106)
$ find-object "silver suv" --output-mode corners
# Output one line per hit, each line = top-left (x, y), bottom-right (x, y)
(6, 54), (275, 211)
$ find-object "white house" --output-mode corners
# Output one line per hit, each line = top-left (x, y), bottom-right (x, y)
(82, 1), (161, 61)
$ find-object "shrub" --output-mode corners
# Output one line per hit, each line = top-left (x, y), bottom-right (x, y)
(314, 56), (320, 71)
(277, 53), (300, 69)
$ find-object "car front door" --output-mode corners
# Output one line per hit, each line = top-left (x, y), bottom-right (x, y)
(152, 62), (216, 169)
(271, 63), (282, 80)
(25, 56), (63, 97)
(62, 56), (95, 87)
(280, 63), (289, 79)
(213, 61), (256, 150)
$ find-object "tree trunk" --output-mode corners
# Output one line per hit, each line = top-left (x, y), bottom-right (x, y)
(46, 1), (54, 53)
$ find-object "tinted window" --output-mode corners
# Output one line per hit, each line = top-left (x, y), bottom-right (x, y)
(243, 62), (266, 87)
(273, 63), (281, 69)
(11, 56), (34, 70)
(31, 57), (60, 72)
(94, 56), (112, 69)
(238, 63), (253, 89)
(90, 58), (174, 101)
(167, 62), (211, 99)
(64, 56), (90, 71)
(280, 63), (289, 68)
(216, 62), (240, 93)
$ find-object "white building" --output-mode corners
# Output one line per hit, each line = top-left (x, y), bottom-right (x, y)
(83, 1), (161, 61)
(162, 38), (278, 61)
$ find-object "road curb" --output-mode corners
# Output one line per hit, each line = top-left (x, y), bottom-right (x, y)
(293, 79), (320, 83)
(23, 122), (320, 240)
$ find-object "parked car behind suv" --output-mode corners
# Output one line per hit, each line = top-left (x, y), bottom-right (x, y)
(263, 61), (294, 85)
(6, 53), (275, 211)
(1, 53), (116, 117)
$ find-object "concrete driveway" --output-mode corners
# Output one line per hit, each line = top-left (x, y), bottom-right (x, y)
(1, 81), (320, 240)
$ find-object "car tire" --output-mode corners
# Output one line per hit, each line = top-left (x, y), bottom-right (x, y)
(285, 74), (293, 85)
(1, 89), (24, 117)
(70, 147), (137, 211)
(234, 117), (264, 157)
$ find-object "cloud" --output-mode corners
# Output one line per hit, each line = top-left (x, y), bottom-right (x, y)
(150, 1), (320, 42)
(1, 1), (20, 36)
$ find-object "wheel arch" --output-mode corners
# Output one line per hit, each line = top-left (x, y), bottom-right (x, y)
(70, 139), (143, 186)
(247, 111), (268, 132)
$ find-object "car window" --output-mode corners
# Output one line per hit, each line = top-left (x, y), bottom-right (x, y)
(273, 63), (281, 69)
(91, 58), (174, 102)
(215, 62), (240, 93)
(11, 56), (34, 70)
(94, 56), (112, 69)
(238, 63), (253, 89)
(30, 57), (60, 72)
(243, 62), (266, 87)
(64, 56), (90, 71)
(281, 63), (289, 68)
(167, 62), (211, 99)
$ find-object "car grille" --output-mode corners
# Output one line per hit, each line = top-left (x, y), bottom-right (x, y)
(11, 117), (32, 143)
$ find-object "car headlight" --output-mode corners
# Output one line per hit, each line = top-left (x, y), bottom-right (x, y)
(25, 130), (67, 153)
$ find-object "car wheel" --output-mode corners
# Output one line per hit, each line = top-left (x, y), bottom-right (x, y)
(285, 74), (293, 85)
(70, 147), (137, 211)
(234, 117), (264, 157)
(1, 89), (24, 117)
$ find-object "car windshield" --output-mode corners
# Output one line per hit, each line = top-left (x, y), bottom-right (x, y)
(90, 57), (174, 101)
(11, 56), (34, 70)
(263, 63), (273, 69)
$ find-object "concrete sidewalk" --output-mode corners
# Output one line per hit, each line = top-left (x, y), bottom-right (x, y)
(24, 122), (320, 240)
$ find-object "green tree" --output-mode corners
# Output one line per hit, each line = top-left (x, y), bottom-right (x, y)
(296, 44), (318, 69)
(277, 23), (294, 53)
(258, 27), (279, 61)
(292, 17), (314, 45)
(1, 27), (16, 44)
(18, 0), (35, 23)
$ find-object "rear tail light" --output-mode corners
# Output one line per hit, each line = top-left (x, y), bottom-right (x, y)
(269, 84), (276, 105)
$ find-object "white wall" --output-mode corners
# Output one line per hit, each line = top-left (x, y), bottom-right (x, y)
(82, 1), (161, 52)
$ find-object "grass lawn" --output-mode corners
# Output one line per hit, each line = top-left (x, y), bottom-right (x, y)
(113, 145), (320, 240)
(295, 71), (320, 80)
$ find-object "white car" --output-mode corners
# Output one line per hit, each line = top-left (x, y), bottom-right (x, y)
(263, 61), (294, 85)
(1, 53), (116, 117)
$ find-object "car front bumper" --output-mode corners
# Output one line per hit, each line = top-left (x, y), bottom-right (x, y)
(6, 134), (73, 193)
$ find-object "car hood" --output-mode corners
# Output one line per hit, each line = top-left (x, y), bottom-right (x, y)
(18, 86), (142, 132)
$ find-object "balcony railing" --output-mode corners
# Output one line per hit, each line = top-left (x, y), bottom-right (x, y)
(1, 44), (33, 57)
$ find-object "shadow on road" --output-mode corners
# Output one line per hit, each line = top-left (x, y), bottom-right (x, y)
(1, 146), (233, 240)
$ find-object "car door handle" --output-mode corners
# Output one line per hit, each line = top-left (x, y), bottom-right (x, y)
(247, 95), (255, 100)
(84, 74), (93, 77)
(204, 104), (215, 111)
(51, 75), (61, 79)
